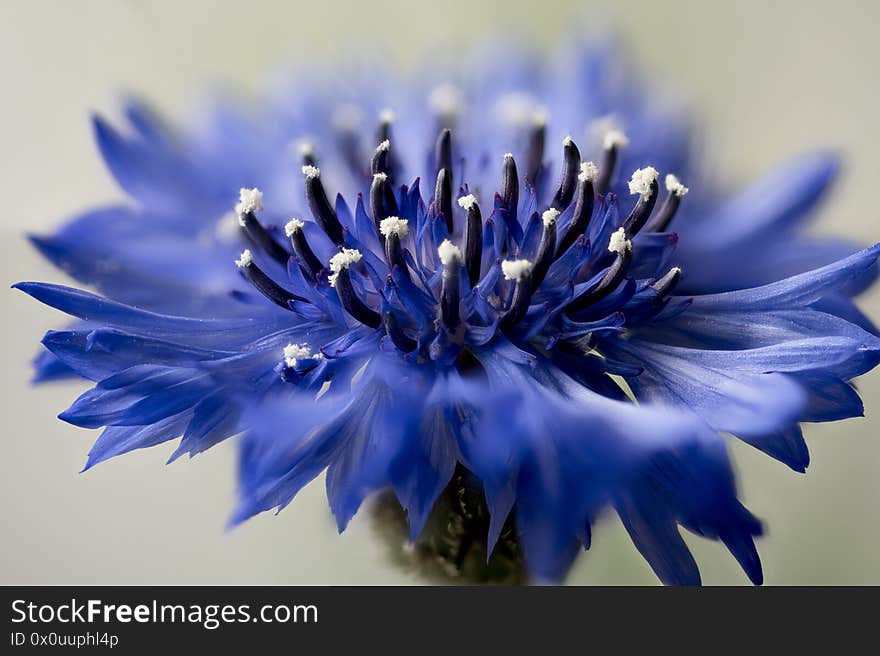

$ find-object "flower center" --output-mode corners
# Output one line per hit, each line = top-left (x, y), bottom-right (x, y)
(231, 121), (688, 379)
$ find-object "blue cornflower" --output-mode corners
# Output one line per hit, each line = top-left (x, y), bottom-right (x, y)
(14, 39), (880, 584)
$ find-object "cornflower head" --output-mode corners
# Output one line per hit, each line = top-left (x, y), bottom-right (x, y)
(15, 39), (880, 584)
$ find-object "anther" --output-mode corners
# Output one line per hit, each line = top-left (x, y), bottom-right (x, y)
(550, 136), (581, 210)
(285, 218), (323, 277)
(525, 117), (546, 187)
(651, 266), (682, 301)
(302, 165), (346, 245)
(555, 162), (597, 259)
(595, 128), (628, 195)
(328, 249), (381, 328)
(500, 259), (534, 330)
(370, 172), (399, 241)
(458, 194), (483, 285)
(434, 167), (454, 234)
(622, 167), (659, 237)
(380, 216), (410, 274)
(566, 228), (632, 312)
(235, 188), (290, 265)
(370, 139), (394, 178)
(435, 128), (453, 175)
(438, 240), (463, 330)
(531, 208), (559, 289)
(235, 249), (303, 310)
(645, 174), (689, 233)
(235, 187), (263, 215)
(500, 153), (519, 216)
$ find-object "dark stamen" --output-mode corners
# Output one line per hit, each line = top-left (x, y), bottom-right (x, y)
(651, 266), (682, 301)
(555, 170), (595, 259)
(525, 121), (546, 188)
(336, 130), (364, 179)
(550, 137), (581, 210)
(383, 231), (409, 278)
(285, 220), (323, 277)
(460, 195), (483, 285)
(441, 263), (461, 330)
(501, 270), (533, 331)
(236, 251), (303, 310)
(434, 168), (454, 234)
(500, 153), (519, 215)
(370, 140), (393, 178)
(531, 209), (558, 290)
(595, 131), (626, 196)
(435, 128), (453, 175)
(238, 211), (291, 265)
(370, 173), (399, 241)
(623, 175), (659, 237)
(645, 176), (688, 233)
(567, 231), (632, 312)
(303, 166), (345, 245)
(332, 267), (382, 328)
(384, 311), (417, 352)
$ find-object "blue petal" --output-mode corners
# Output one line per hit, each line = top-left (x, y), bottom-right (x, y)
(84, 412), (190, 471)
(604, 338), (808, 437)
(685, 152), (839, 248)
(740, 426), (810, 473)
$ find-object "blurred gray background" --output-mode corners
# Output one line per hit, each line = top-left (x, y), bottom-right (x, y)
(2, 0), (879, 585)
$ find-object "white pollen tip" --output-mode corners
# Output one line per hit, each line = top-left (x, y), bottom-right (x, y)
(327, 248), (363, 287)
(379, 108), (396, 125)
(428, 83), (464, 117)
(373, 172), (388, 183)
(608, 228), (631, 255)
(602, 128), (630, 150)
(578, 161), (599, 183)
(542, 208), (560, 227)
(283, 343), (320, 368)
(301, 165), (320, 179)
(628, 166), (660, 197)
(457, 194), (478, 210)
(376, 139), (391, 152)
(296, 140), (314, 157)
(235, 249), (253, 268)
(532, 107), (548, 126)
(284, 218), (305, 237)
(665, 174), (689, 197)
(234, 187), (263, 215)
(563, 135), (574, 147)
(379, 216), (409, 238)
(501, 259), (533, 282)
(503, 152), (514, 161)
(437, 239), (462, 267)
(670, 266), (682, 276)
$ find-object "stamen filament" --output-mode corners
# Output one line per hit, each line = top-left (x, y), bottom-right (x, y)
(302, 166), (345, 245)
(236, 249), (303, 309)
(500, 153), (519, 216)
(434, 168), (454, 234)
(550, 136), (581, 210)
(285, 219), (323, 277)
(555, 164), (596, 258)
(458, 194), (483, 285)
